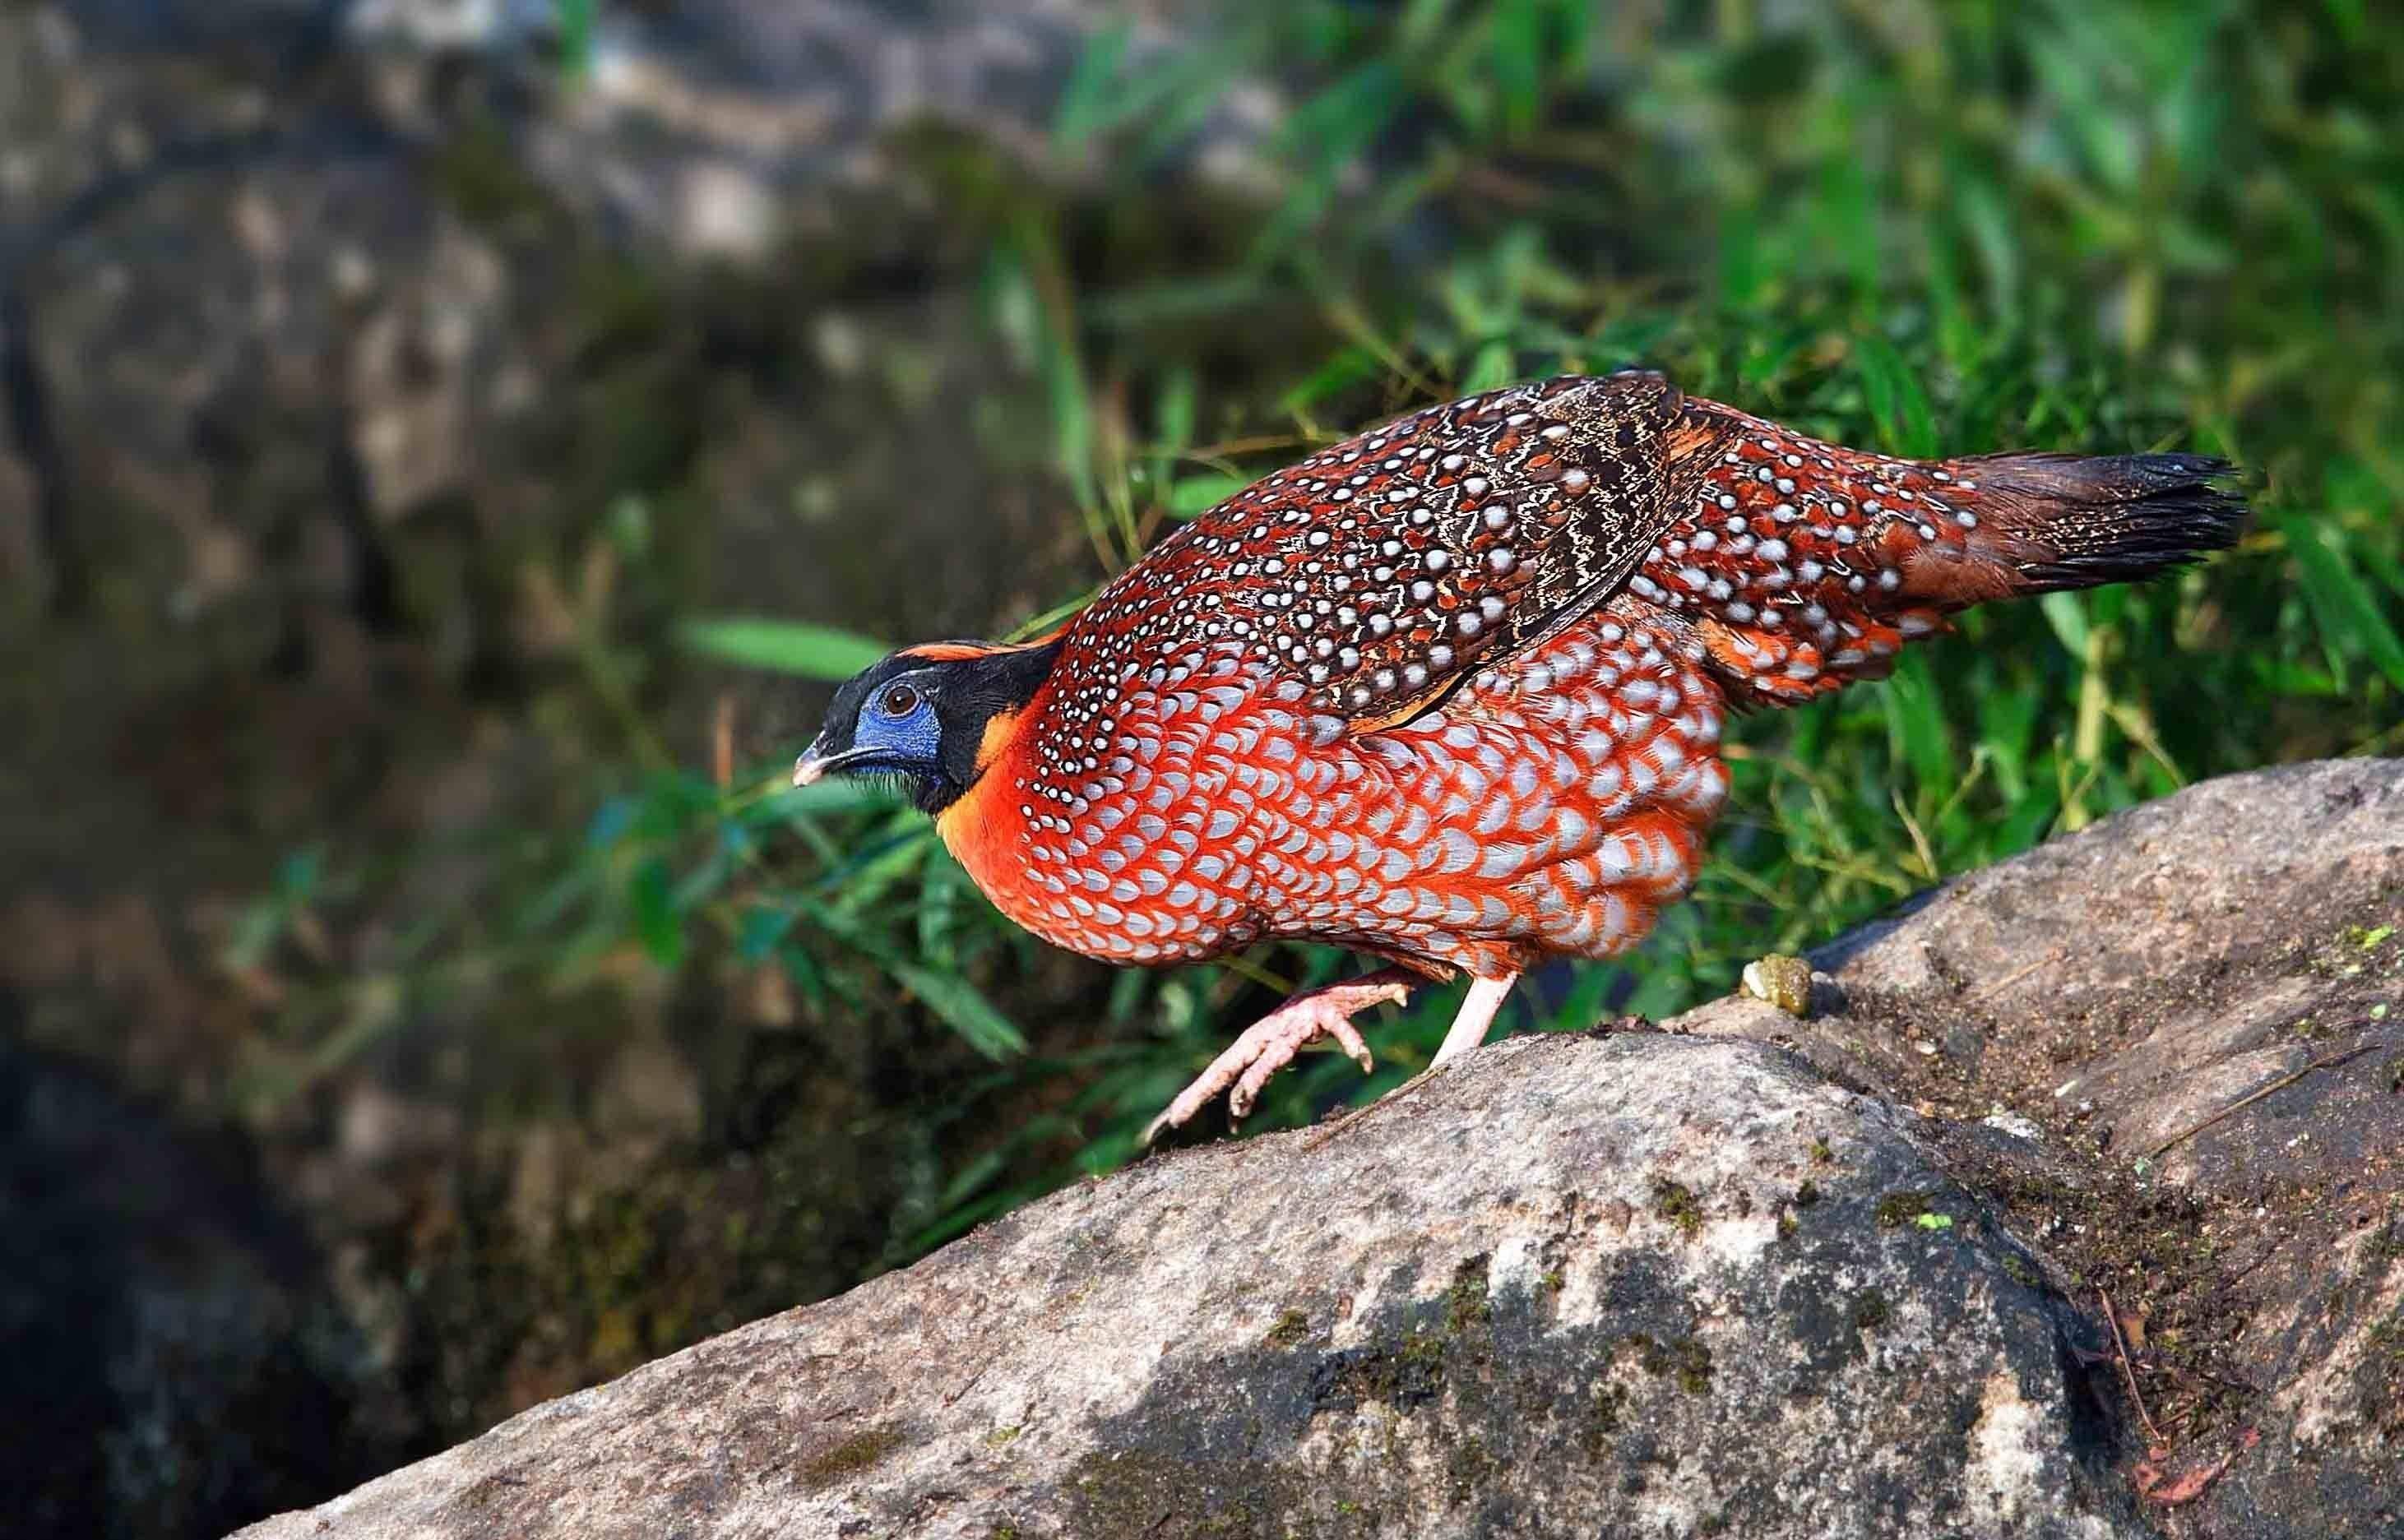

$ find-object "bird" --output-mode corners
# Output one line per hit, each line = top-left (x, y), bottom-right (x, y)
(792, 371), (2244, 1140)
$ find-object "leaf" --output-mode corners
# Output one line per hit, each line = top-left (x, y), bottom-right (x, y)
(679, 617), (889, 680)
(556, 0), (595, 80)
(1249, 62), (1406, 263)
(631, 858), (683, 968)
(1913, 1212), (1955, 1232)
(1280, 346), (1380, 414)
(1166, 473), (1250, 517)
(1052, 21), (1133, 146)
(741, 779), (896, 826)
(917, 849), (963, 968)
(276, 846), (325, 902)
(1127, 39), (1255, 173)
(1040, 306), (1098, 511)
(1489, 0), (1548, 136)
(1878, 653), (1953, 794)
(830, 821), (933, 919)
(673, 824), (748, 909)
(736, 902), (798, 964)
(1954, 178), (2020, 318)
(585, 795), (639, 850)
(1815, 136), (1880, 293)
(1854, 333), (1938, 458)
(1461, 339), (1518, 395)
(608, 494), (652, 561)
(224, 898), (285, 972)
(1152, 367), (1196, 483)
(891, 962), (1029, 1060)
(2284, 516), (2404, 691)
(2039, 591), (2091, 658)
(1717, 203), (1765, 311)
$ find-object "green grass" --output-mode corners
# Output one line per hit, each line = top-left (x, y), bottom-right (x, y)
(262, 0), (2404, 1265)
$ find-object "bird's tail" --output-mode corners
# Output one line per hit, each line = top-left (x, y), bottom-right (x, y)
(1937, 451), (2246, 593)
(1645, 408), (2246, 705)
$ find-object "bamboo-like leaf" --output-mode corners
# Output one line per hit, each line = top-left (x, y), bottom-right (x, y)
(679, 617), (888, 680)
(891, 961), (1029, 1060)
(2285, 516), (2404, 691)
(1053, 21), (1133, 146)
(1854, 333), (1938, 458)
(1167, 474), (1250, 517)
(631, 858), (683, 968)
(737, 902), (797, 964)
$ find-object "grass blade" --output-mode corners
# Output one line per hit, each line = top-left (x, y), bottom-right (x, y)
(2284, 516), (2404, 691)
(891, 962), (1030, 1060)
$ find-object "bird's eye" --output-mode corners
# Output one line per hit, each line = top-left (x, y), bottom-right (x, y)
(879, 684), (921, 717)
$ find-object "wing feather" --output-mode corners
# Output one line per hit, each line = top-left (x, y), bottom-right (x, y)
(1100, 372), (1723, 731)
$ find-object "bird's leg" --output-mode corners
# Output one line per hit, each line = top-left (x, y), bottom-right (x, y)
(1430, 973), (1517, 1067)
(1142, 967), (1417, 1143)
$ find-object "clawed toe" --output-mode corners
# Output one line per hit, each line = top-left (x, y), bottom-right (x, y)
(1142, 970), (1414, 1143)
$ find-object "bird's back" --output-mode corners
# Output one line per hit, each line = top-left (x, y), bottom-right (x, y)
(1058, 372), (1721, 733)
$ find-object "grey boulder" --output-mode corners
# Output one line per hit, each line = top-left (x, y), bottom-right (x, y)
(232, 759), (2404, 1538)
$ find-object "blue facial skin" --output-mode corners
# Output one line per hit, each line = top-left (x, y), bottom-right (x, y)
(848, 679), (942, 772)
(791, 669), (953, 799)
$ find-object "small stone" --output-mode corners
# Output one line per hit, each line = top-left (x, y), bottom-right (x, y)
(1740, 955), (1814, 1017)
(1980, 1111), (2043, 1144)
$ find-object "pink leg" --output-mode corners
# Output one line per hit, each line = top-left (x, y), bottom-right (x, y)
(1430, 973), (1517, 1068)
(1293, 970), (1522, 1152)
(1142, 968), (1416, 1143)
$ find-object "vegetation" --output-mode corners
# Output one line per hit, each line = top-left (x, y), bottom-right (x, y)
(247, 0), (2404, 1271)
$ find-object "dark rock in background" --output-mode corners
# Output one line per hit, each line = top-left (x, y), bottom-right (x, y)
(0, 1014), (406, 1540)
(1, 2), (1259, 1533)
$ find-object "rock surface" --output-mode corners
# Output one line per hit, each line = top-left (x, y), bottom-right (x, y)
(236, 1033), (2140, 1540)
(1693, 756), (2404, 1537)
(232, 757), (2404, 1540)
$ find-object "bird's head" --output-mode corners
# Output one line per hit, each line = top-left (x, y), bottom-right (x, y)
(791, 637), (1063, 814)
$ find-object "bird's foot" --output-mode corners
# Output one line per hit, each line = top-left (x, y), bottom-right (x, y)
(1300, 970), (1521, 1150)
(1142, 971), (1414, 1144)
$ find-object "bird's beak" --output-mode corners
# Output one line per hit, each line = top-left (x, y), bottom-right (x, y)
(791, 743), (872, 788)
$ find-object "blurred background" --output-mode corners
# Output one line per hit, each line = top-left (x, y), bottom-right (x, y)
(2, 1), (2399, 1533)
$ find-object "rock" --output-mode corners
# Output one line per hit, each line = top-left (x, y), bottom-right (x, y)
(344, 0), (1281, 257)
(0, 1024), (408, 1540)
(1688, 756), (2404, 1537)
(5, 0), (1212, 631)
(234, 1030), (2142, 1539)
(232, 759), (2404, 1539)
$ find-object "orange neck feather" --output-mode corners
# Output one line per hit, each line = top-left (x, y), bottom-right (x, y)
(933, 697), (1038, 908)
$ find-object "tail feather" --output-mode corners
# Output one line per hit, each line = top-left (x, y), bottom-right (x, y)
(1643, 400), (2248, 705)
(1961, 451), (2246, 590)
